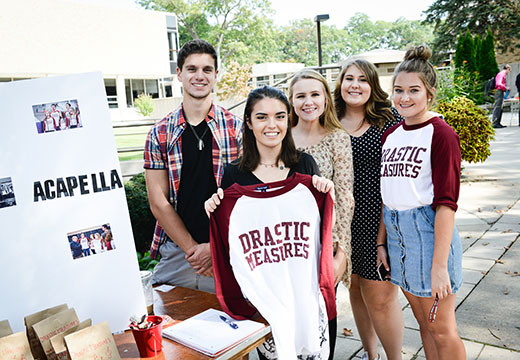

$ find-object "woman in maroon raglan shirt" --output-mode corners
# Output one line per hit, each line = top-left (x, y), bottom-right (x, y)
(380, 45), (465, 359)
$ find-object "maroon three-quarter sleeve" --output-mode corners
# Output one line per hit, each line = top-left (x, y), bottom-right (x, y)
(430, 119), (461, 211)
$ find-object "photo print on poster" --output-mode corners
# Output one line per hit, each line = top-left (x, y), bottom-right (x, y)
(33, 99), (82, 134)
(0, 177), (17, 209)
(67, 223), (115, 260)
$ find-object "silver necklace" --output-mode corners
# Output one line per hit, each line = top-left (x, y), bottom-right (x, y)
(259, 162), (285, 170)
(186, 120), (209, 151)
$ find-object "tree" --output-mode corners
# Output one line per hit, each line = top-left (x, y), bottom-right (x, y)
(344, 13), (386, 55)
(134, 93), (155, 117)
(216, 61), (252, 100)
(474, 33), (482, 74)
(341, 14), (433, 57)
(277, 19), (318, 65)
(478, 29), (499, 82)
(276, 19), (351, 66)
(454, 33), (464, 68)
(136, 0), (274, 68)
(454, 29), (476, 73)
(424, 0), (520, 55)
(379, 17), (434, 50)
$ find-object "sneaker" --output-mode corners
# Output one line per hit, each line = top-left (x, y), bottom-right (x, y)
(493, 124), (506, 128)
(361, 352), (381, 360)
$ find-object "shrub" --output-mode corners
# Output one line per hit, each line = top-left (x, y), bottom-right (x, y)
(433, 96), (494, 163)
(125, 172), (156, 253)
(436, 66), (485, 105)
(137, 251), (159, 271)
(134, 93), (155, 117)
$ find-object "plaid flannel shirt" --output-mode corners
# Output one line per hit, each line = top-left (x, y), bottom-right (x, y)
(143, 103), (242, 259)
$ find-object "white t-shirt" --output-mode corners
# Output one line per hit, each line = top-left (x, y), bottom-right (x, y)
(80, 237), (89, 250)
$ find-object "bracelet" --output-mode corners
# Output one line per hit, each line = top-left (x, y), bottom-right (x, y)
(376, 244), (386, 248)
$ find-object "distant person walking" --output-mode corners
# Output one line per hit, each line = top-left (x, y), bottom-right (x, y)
(492, 64), (511, 129)
(516, 73), (520, 126)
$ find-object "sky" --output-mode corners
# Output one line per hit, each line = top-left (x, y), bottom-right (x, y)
(72, 0), (435, 27)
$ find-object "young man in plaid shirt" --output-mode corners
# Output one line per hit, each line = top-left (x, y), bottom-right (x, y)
(144, 40), (242, 292)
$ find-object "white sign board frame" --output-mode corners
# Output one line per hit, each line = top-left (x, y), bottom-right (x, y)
(0, 72), (146, 333)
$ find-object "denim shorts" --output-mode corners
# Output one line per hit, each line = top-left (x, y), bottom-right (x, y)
(383, 205), (462, 298)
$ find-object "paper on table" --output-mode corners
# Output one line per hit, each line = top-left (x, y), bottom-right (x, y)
(154, 284), (176, 292)
(162, 308), (266, 357)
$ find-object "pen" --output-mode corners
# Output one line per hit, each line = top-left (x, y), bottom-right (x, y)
(219, 315), (239, 329)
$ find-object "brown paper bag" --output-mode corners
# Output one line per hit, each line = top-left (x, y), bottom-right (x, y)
(0, 319), (13, 338)
(25, 304), (68, 359)
(49, 319), (92, 360)
(0, 331), (35, 359)
(64, 321), (120, 360)
(32, 308), (79, 359)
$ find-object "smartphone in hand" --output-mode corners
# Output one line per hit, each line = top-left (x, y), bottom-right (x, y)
(377, 262), (390, 281)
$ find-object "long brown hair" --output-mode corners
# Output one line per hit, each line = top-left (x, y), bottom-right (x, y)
(334, 59), (394, 129)
(239, 86), (299, 172)
(288, 69), (343, 132)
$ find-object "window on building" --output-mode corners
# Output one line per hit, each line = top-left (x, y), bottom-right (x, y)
(125, 79), (160, 107)
(160, 77), (174, 98)
(164, 85), (173, 98)
(273, 73), (288, 86)
(166, 15), (179, 75)
(131, 79), (145, 102)
(125, 79), (132, 107)
(256, 76), (269, 87)
(145, 79), (159, 99)
(104, 79), (118, 108)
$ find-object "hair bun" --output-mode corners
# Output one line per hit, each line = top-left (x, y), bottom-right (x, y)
(404, 45), (432, 62)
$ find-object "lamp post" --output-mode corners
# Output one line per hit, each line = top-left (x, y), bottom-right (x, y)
(314, 14), (329, 67)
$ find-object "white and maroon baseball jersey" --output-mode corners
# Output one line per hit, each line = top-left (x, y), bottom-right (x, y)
(210, 173), (336, 359)
(43, 116), (56, 132)
(50, 110), (61, 127)
(381, 116), (461, 211)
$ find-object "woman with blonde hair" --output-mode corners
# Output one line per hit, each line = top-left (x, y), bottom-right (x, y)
(335, 59), (404, 360)
(288, 69), (355, 359)
(289, 69), (354, 286)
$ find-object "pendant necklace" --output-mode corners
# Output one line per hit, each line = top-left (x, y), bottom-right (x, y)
(186, 120), (209, 151)
(259, 162), (285, 170)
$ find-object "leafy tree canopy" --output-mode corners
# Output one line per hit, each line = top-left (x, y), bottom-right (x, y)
(135, 2), (434, 69)
(137, 0), (275, 68)
(424, 0), (520, 55)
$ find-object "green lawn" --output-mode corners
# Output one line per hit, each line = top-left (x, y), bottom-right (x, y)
(113, 125), (152, 161)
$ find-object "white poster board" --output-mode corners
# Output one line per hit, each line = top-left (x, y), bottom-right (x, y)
(0, 73), (146, 333)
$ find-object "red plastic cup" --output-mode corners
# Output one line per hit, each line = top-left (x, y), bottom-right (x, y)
(131, 315), (163, 357)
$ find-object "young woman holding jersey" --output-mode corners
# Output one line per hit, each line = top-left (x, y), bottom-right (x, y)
(381, 45), (465, 359)
(205, 85), (336, 360)
(335, 59), (404, 360)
